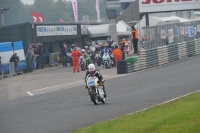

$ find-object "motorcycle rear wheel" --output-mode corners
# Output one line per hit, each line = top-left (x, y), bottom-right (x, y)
(101, 97), (106, 103)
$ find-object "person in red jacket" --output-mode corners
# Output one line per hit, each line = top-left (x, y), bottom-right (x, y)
(71, 47), (82, 73)
(112, 46), (122, 68)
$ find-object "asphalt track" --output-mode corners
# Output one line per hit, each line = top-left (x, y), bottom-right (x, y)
(0, 56), (200, 133)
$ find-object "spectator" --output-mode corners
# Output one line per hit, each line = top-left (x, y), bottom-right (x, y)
(131, 26), (139, 54)
(112, 46), (122, 69)
(9, 53), (19, 69)
(62, 44), (68, 67)
(31, 47), (39, 70)
(71, 47), (82, 73)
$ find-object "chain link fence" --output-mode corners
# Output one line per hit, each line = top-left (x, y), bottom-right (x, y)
(142, 20), (200, 50)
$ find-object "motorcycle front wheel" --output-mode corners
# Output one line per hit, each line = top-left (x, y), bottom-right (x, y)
(91, 88), (98, 105)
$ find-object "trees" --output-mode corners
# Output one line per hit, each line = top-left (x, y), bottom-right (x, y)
(0, 0), (106, 26)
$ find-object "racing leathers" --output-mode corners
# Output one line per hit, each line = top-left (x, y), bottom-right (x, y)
(85, 70), (106, 97)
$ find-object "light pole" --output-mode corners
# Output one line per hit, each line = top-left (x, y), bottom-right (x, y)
(0, 7), (10, 26)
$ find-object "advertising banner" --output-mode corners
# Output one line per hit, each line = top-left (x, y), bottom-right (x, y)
(180, 27), (185, 35)
(38, 12), (44, 22)
(139, 0), (200, 13)
(185, 26), (189, 35)
(189, 26), (194, 37)
(31, 11), (38, 22)
(176, 28), (180, 36)
(36, 25), (77, 36)
(71, 0), (78, 22)
(168, 29), (174, 43)
(96, 0), (101, 22)
(161, 30), (166, 39)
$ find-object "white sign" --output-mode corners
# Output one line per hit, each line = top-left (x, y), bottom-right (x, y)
(168, 36), (174, 43)
(36, 25), (77, 36)
(185, 26), (189, 35)
(180, 27), (185, 35)
(96, 0), (101, 22)
(139, 0), (200, 13)
(71, 0), (78, 22)
(161, 30), (166, 39)
(197, 25), (200, 32)
(168, 29), (174, 43)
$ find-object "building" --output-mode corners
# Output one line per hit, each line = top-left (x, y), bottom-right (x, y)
(0, 22), (107, 70)
(105, 0), (135, 19)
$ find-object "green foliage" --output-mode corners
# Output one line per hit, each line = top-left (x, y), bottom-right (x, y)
(0, 0), (106, 26)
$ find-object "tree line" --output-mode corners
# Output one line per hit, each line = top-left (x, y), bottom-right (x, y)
(0, 0), (106, 26)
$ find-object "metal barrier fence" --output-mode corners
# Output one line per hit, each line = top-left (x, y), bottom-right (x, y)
(130, 39), (200, 72)
(142, 20), (200, 50)
(0, 62), (24, 79)
(49, 53), (59, 67)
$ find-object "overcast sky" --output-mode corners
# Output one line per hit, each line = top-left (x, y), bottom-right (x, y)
(20, 0), (34, 5)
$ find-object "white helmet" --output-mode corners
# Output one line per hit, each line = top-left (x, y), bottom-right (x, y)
(81, 49), (85, 52)
(88, 63), (96, 72)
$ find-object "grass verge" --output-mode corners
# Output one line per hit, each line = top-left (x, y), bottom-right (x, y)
(72, 91), (200, 133)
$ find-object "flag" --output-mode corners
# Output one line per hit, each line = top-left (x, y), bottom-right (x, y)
(71, 0), (78, 22)
(96, 0), (101, 22)
(60, 18), (64, 23)
(31, 11), (38, 22)
(38, 12), (44, 22)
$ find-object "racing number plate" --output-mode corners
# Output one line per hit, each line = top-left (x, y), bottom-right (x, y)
(88, 80), (95, 86)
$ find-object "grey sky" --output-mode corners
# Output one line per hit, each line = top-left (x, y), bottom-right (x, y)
(20, 0), (34, 5)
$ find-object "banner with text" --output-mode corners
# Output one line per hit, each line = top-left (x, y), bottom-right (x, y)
(96, 0), (101, 22)
(36, 25), (77, 36)
(71, 0), (78, 22)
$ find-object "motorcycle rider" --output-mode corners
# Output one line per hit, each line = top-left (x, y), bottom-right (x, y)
(102, 43), (112, 65)
(85, 63), (107, 97)
(85, 46), (92, 65)
(102, 43), (112, 55)
(94, 45), (101, 65)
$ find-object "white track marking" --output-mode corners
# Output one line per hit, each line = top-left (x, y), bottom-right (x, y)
(26, 74), (128, 96)
(26, 92), (34, 96)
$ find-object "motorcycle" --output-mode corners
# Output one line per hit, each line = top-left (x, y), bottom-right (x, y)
(95, 51), (102, 66)
(87, 76), (106, 105)
(66, 52), (73, 66)
(110, 55), (115, 67)
(102, 53), (111, 69)
(80, 56), (86, 71)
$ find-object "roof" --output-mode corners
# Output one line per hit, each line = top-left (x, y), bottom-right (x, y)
(154, 16), (190, 23)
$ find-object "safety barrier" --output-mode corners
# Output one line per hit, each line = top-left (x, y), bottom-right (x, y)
(117, 39), (200, 74)
(49, 53), (59, 67)
(0, 62), (24, 79)
(134, 39), (200, 72)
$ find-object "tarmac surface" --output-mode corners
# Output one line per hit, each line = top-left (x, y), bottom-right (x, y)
(0, 56), (200, 133)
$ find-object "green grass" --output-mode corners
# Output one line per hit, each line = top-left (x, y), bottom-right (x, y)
(72, 91), (200, 133)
